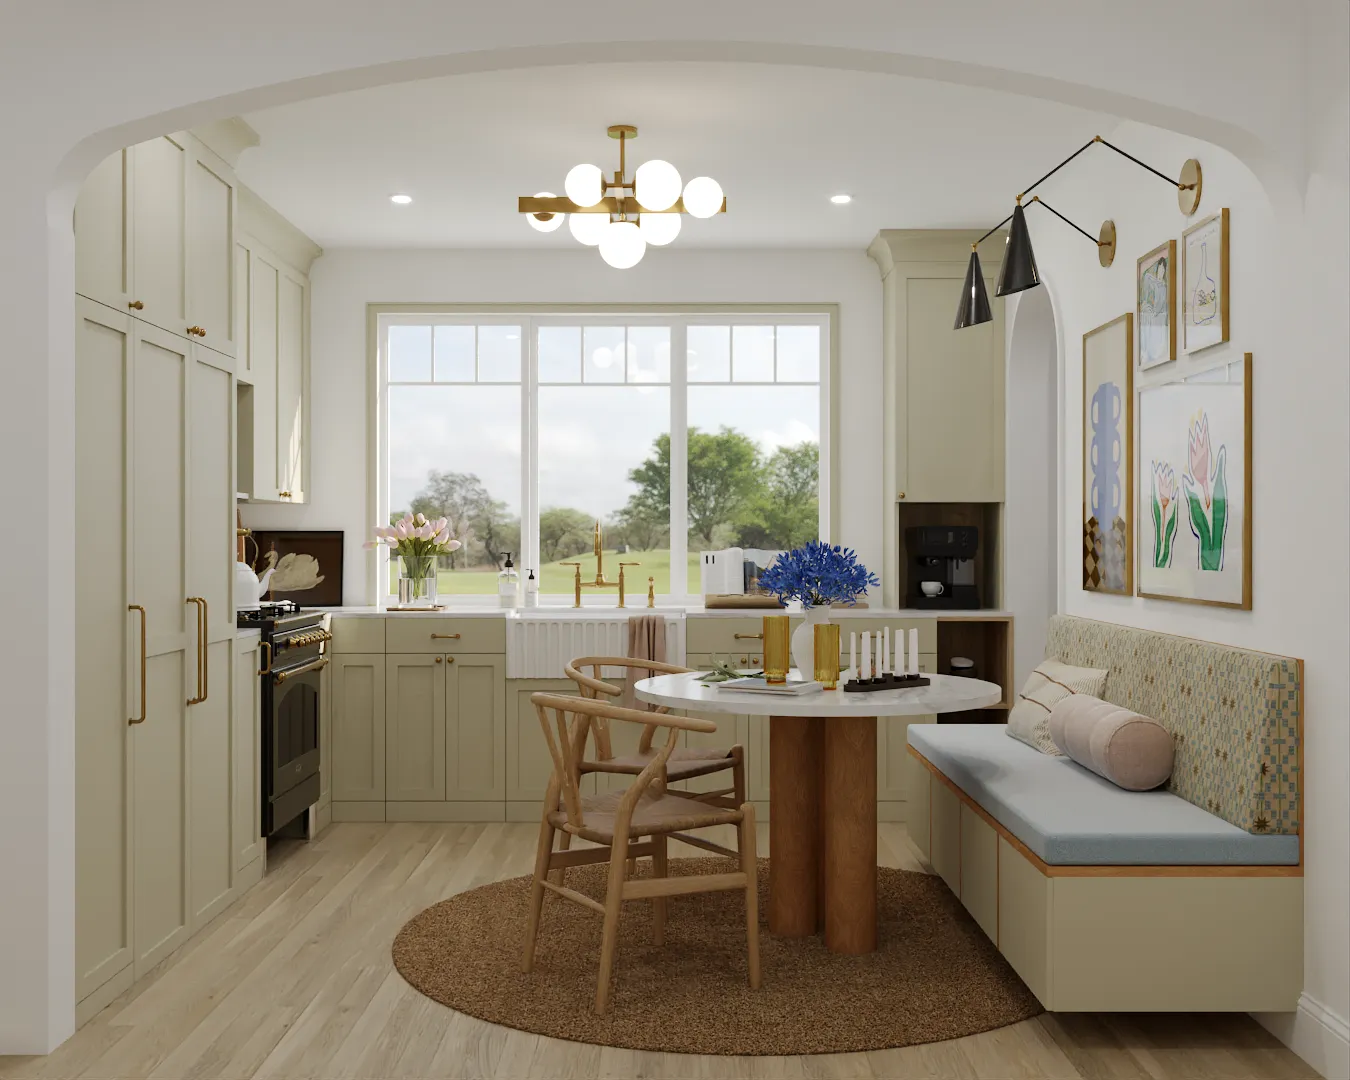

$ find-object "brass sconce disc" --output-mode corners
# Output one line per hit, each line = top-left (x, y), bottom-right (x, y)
(607, 124), (638, 139)
(1098, 219), (1117, 267)
(1178, 158), (1202, 215)
(532, 211), (555, 222)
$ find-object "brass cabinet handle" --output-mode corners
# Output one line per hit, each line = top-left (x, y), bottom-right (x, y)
(279, 490), (292, 499)
(128, 604), (147, 725)
(430, 632), (461, 640)
(128, 300), (144, 310)
(275, 656), (329, 683)
(733, 633), (764, 640)
(186, 597), (206, 704)
(434, 656), (442, 663)
(187, 326), (206, 337)
(199, 598), (209, 702)
(258, 641), (273, 676)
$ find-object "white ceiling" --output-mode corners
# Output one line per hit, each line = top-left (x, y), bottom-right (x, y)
(239, 62), (1112, 250)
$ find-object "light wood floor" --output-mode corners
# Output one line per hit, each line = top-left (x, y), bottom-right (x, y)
(1, 822), (1315, 1080)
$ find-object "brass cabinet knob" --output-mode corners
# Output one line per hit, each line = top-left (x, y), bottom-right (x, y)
(279, 490), (292, 499)
(899, 491), (906, 500)
(434, 656), (442, 663)
(187, 326), (206, 337)
(128, 300), (144, 310)
(445, 655), (455, 664)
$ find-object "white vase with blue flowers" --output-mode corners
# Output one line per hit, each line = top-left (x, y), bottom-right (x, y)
(757, 541), (879, 677)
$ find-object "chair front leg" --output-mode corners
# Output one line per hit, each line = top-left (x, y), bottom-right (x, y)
(521, 814), (556, 974)
(652, 833), (668, 947)
(594, 829), (631, 1015)
(739, 803), (761, 990)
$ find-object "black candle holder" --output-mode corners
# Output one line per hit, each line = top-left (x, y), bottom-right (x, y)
(843, 672), (931, 693)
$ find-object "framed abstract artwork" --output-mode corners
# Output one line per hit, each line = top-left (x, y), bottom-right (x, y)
(1137, 239), (1176, 370)
(1182, 208), (1230, 353)
(1082, 314), (1133, 595)
(1136, 354), (1251, 608)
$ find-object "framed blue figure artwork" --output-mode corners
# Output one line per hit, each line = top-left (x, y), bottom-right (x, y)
(1082, 314), (1134, 594)
(1137, 239), (1176, 370)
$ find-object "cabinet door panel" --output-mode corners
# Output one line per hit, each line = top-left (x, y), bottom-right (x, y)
(133, 652), (189, 977)
(233, 640), (262, 871)
(276, 272), (304, 499)
(75, 149), (130, 309)
(74, 300), (133, 1001)
(188, 350), (235, 643)
(131, 324), (190, 655)
(190, 639), (234, 927)
(505, 679), (579, 804)
(248, 255), (279, 501)
(386, 655), (445, 801)
(330, 655), (385, 802)
(131, 135), (187, 336)
(186, 142), (236, 356)
(877, 656), (935, 802)
(234, 241), (252, 382)
(445, 655), (505, 801)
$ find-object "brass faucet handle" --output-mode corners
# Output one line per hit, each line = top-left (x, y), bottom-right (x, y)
(619, 561), (641, 567)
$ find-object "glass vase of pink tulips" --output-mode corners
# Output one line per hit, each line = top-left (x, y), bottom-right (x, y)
(365, 513), (462, 608)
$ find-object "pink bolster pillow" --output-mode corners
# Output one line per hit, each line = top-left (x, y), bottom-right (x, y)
(1048, 694), (1174, 791)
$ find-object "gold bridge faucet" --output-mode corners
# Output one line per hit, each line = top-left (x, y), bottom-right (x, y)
(565, 522), (640, 608)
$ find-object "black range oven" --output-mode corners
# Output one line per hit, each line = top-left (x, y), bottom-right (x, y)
(238, 601), (330, 836)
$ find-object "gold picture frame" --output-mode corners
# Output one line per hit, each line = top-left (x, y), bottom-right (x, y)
(1181, 208), (1230, 353)
(1136, 353), (1252, 609)
(1082, 313), (1134, 595)
(1137, 239), (1176, 370)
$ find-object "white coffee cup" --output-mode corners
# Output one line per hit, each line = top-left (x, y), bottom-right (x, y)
(920, 581), (945, 598)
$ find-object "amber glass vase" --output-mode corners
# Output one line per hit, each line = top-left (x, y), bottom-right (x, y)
(814, 622), (841, 689)
(763, 615), (790, 683)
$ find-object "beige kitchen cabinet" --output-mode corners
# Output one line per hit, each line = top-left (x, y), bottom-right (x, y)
(131, 134), (189, 339)
(74, 148), (131, 312)
(186, 139), (238, 357)
(75, 299), (246, 1021)
(505, 678), (583, 820)
(329, 654), (386, 803)
(233, 636), (263, 873)
(385, 654), (447, 802)
(446, 654), (507, 802)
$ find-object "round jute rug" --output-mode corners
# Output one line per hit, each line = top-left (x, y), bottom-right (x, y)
(391, 857), (1041, 1055)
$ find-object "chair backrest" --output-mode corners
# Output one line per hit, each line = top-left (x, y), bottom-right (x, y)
(564, 656), (694, 759)
(530, 692), (716, 833)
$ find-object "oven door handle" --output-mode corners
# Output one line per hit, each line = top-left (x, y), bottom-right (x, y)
(258, 641), (273, 676)
(274, 656), (330, 684)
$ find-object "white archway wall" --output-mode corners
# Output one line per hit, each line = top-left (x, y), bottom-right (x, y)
(1002, 288), (1057, 688)
(1032, 115), (1349, 1077)
(0, 0), (1342, 1056)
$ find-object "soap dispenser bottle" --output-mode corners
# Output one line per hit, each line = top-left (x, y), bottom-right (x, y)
(524, 569), (539, 608)
(497, 552), (520, 610)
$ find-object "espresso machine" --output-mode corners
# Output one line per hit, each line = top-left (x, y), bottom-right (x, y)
(906, 525), (980, 609)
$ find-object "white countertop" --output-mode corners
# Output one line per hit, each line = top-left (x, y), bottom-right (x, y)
(319, 605), (1012, 620)
(635, 670), (1003, 717)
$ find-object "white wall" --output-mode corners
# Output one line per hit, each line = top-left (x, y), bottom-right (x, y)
(244, 248), (883, 605)
(1032, 114), (1349, 1077)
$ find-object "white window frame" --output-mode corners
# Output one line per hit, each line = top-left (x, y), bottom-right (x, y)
(372, 308), (832, 606)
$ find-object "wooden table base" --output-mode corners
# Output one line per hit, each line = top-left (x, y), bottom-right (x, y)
(767, 714), (879, 954)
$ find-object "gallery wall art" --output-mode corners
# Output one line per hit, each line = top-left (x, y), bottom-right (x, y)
(1136, 354), (1251, 608)
(1137, 239), (1176, 369)
(1182, 208), (1230, 353)
(252, 529), (345, 607)
(1082, 314), (1133, 595)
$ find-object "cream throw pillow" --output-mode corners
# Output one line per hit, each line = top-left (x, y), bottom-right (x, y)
(1006, 659), (1109, 755)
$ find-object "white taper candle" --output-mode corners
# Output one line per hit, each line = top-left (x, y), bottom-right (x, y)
(881, 627), (889, 675)
(909, 627), (919, 677)
(849, 632), (857, 681)
(862, 632), (871, 680)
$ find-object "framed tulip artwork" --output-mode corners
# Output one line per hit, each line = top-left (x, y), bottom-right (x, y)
(1182, 208), (1230, 353)
(1136, 354), (1251, 608)
(1082, 314), (1133, 595)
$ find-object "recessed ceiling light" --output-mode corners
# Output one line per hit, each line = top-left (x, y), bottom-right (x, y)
(830, 194), (852, 205)
(389, 193), (413, 205)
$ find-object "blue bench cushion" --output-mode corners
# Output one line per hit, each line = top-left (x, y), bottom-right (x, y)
(907, 724), (1300, 866)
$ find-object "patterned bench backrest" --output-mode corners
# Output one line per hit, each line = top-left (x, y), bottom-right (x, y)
(1046, 615), (1300, 836)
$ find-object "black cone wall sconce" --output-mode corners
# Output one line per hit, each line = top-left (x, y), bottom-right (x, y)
(956, 135), (1202, 329)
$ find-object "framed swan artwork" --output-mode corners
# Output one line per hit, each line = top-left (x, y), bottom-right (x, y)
(251, 529), (345, 607)
(1182, 208), (1230, 353)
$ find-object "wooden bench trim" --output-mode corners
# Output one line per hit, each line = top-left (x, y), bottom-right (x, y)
(906, 744), (1302, 879)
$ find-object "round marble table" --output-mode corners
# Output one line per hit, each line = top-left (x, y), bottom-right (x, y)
(635, 671), (1003, 955)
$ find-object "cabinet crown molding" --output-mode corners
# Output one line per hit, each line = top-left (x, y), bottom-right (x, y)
(867, 229), (1007, 277)
(239, 184), (323, 273)
(190, 117), (260, 170)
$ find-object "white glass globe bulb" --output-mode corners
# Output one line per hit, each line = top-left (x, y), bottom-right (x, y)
(639, 212), (681, 246)
(568, 212), (607, 246)
(682, 176), (724, 219)
(635, 159), (682, 212)
(527, 192), (565, 233)
(564, 163), (604, 208)
(598, 221), (646, 269)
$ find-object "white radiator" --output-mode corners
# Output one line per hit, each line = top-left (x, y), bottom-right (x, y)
(506, 615), (686, 679)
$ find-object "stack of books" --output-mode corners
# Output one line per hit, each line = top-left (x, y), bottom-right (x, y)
(714, 676), (823, 696)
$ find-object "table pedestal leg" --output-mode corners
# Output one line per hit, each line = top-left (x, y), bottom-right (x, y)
(768, 715), (822, 936)
(823, 716), (877, 954)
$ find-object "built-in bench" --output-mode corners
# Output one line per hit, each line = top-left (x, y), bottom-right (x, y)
(905, 614), (1303, 1013)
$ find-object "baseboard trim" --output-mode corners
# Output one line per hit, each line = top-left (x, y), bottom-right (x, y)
(1254, 993), (1350, 1079)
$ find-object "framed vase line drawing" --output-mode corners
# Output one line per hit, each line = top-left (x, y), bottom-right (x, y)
(1182, 208), (1230, 353)
(1136, 354), (1251, 609)
(1082, 314), (1133, 595)
(1137, 239), (1176, 369)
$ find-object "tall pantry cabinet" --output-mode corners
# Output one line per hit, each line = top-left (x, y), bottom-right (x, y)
(73, 130), (262, 1022)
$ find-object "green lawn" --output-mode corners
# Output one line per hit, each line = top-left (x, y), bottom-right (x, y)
(391, 548), (701, 598)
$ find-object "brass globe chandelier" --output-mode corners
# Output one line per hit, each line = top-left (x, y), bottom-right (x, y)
(518, 125), (726, 269)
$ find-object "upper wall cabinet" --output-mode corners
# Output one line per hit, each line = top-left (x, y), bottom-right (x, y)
(75, 133), (237, 357)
